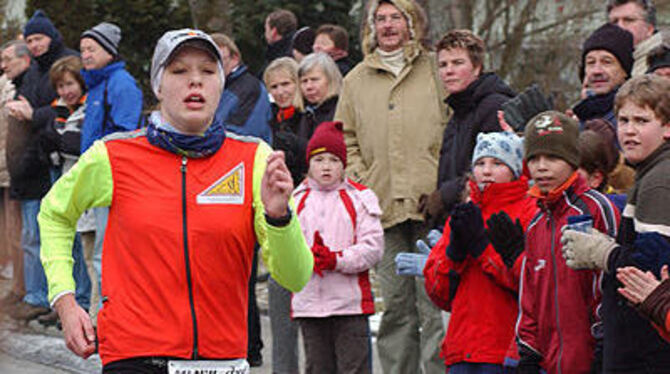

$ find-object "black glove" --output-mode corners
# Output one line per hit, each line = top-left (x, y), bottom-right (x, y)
(448, 202), (489, 259)
(517, 345), (542, 374)
(486, 211), (525, 268)
(502, 84), (553, 132)
(631, 232), (670, 278)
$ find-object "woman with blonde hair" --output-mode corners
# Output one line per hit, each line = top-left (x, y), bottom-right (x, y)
(262, 55), (303, 374)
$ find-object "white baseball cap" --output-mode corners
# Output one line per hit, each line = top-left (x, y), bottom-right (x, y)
(150, 28), (225, 97)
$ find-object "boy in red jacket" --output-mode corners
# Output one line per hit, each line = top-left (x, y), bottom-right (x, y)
(515, 111), (619, 374)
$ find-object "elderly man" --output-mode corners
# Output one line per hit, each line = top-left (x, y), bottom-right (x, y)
(607, 0), (660, 76)
(0, 40), (29, 313)
(4, 10), (79, 321)
(79, 22), (143, 312)
(573, 23), (633, 129)
(335, 1), (447, 373)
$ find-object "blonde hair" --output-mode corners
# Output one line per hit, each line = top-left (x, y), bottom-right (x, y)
(264, 57), (304, 111)
(298, 52), (342, 105)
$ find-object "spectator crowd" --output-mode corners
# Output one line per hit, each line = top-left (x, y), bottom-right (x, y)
(1, 0), (670, 373)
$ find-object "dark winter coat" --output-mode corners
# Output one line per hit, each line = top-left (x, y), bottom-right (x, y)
(257, 32), (295, 78)
(215, 64), (272, 143)
(424, 177), (536, 367)
(269, 104), (306, 184)
(602, 142), (670, 373)
(298, 95), (338, 142)
(9, 38), (77, 199)
(436, 73), (515, 214)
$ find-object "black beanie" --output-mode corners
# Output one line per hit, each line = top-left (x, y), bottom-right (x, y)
(23, 10), (59, 40)
(291, 27), (316, 55)
(580, 23), (634, 82)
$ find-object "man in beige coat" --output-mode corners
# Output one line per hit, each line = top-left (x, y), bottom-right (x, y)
(335, 0), (447, 372)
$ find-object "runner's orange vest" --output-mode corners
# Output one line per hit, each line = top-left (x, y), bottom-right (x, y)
(98, 133), (259, 365)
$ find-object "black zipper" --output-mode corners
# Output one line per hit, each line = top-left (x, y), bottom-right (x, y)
(181, 156), (199, 359)
(548, 213), (563, 373)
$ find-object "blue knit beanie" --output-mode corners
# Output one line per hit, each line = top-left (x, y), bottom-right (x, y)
(24, 10), (59, 40)
(472, 131), (524, 178)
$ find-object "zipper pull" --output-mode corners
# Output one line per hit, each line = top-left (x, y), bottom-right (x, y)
(181, 156), (187, 173)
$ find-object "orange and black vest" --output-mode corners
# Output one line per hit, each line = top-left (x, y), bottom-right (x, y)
(98, 132), (259, 365)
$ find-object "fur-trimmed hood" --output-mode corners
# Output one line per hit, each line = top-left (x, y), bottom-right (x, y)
(360, 0), (430, 56)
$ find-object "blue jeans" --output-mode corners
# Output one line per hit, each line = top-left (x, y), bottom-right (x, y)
(93, 206), (109, 308)
(21, 199), (91, 309)
(21, 200), (48, 307)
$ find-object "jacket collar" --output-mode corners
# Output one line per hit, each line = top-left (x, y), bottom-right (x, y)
(35, 38), (65, 71)
(364, 40), (422, 74)
(530, 171), (591, 212)
(572, 87), (619, 123)
(225, 64), (247, 87)
(266, 33), (294, 62)
(81, 61), (126, 90)
(469, 176), (529, 208)
(633, 141), (670, 180)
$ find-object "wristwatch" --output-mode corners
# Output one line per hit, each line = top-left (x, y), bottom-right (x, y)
(264, 208), (292, 227)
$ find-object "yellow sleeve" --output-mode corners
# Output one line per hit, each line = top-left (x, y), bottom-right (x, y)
(38, 141), (113, 304)
(252, 142), (313, 292)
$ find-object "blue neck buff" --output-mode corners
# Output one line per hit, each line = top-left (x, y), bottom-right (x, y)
(146, 111), (225, 158)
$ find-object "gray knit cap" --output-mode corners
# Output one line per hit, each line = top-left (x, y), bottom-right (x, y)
(82, 22), (121, 57)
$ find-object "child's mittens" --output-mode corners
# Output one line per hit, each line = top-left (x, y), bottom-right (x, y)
(311, 231), (337, 276)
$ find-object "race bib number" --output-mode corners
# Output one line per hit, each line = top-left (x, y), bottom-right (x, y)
(167, 359), (249, 374)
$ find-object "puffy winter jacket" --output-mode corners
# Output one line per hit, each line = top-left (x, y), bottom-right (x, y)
(80, 61), (143, 153)
(424, 177), (536, 367)
(516, 174), (620, 374)
(292, 177), (384, 317)
(436, 73), (515, 215)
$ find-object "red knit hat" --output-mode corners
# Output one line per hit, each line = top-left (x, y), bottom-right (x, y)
(306, 121), (347, 167)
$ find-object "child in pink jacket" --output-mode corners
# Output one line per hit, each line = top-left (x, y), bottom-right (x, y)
(292, 121), (384, 374)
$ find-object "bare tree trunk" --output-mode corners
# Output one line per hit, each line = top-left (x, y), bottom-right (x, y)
(188, 0), (231, 34)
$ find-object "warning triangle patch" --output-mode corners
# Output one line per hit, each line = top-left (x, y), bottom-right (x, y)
(197, 162), (245, 204)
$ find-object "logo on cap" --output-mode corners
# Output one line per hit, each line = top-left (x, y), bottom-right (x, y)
(533, 114), (564, 137)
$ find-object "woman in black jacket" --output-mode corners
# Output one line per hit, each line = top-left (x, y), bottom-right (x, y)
(297, 52), (342, 145)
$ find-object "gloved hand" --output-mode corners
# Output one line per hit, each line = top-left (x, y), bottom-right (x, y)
(501, 84), (553, 132)
(449, 202), (489, 259)
(486, 211), (525, 268)
(394, 229), (442, 276)
(632, 232), (670, 278)
(395, 253), (427, 276)
(312, 231), (337, 275)
(517, 346), (542, 374)
(561, 229), (618, 271)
